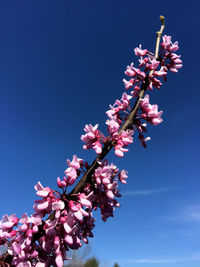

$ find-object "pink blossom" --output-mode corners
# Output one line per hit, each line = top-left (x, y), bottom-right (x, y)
(167, 53), (183, 73)
(134, 44), (148, 57)
(66, 155), (83, 170)
(68, 201), (89, 220)
(162, 35), (179, 52)
(55, 253), (63, 267)
(52, 200), (65, 211)
(81, 124), (99, 142)
(125, 62), (137, 77)
(146, 57), (160, 71)
(0, 214), (19, 230)
(78, 193), (92, 207)
(57, 177), (67, 188)
(153, 66), (168, 77)
(81, 124), (102, 154)
(123, 78), (137, 90)
(148, 75), (162, 90)
(106, 118), (120, 134)
(64, 167), (77, 184)
(34, 182), (51, 198)
(138, 56), (149, 67)
(93, 140), (102, 154)
(131, 85), (140, 98)
(119, 170), (128, 184)
(120, 130), (134, 146)
(114, 141), (129, 157)
(17, 261), (31, 267)
(31, 214), (42, 226)
(140, 95), (163, 126)
(112, 130), (134, 157)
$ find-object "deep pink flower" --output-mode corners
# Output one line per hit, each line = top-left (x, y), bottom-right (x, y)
(57, 177), (67, 188)
(131, 85), (140, 98)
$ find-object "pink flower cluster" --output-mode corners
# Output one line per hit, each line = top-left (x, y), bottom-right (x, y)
(140, 95), (163, 126)
(81, 93), (134, 157)
(81, 124), (103, 154)
(112, 130), (134, 157)
(0, 156), (126, 266)
(0, 183), (94, 266)
(81, 38), (182, 155)
(91, 159), (126, 221)
(123, 35), (182, 96)
(57, 155), (83, 188)
(0, 33), (182, 267)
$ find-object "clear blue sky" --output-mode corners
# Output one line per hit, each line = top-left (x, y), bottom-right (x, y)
(0, 1), (199, 267)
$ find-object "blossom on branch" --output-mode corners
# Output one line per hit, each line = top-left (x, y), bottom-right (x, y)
(140, 95), (163, 126)
(0, 20), (183, 266)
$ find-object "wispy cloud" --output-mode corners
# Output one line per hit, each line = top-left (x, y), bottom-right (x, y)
(123, 187), (171, 196)
(158, 227), (200, 238)
(182, 206), (200, 222)
(124, 252), (200, 264)
(171, 205), (200, 223)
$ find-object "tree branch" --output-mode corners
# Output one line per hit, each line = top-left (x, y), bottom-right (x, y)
(71, 16), (165, 195)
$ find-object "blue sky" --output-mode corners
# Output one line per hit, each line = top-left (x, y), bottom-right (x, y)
(0, 1), (200, 266)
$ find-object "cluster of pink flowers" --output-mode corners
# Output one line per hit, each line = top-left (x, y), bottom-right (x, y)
(0, 156), (125, 266)
(81, 124), (103, 154)
(140, 95), (163, 126)
(90, 159), (126, 221)
(81, 92), (134, 157)
(123, 35), (182, 94)
(106, 93), (134, 157)
(0, 34), (182, 266)
(57, 155), (84, 188)
(81, 35), (182, 153)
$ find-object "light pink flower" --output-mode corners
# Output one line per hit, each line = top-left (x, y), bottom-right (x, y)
(81, 124), (102, 154)
(134, 44), (148, 57)
(162, 35), (179, 52)
(78, 193), (92, 207)
(146, 57), (160, 71)
(106, 118), (120, 134)
(119, 170), (128, 184)
(67, 155), (83, 170)
(0, 214), (19, 230)
(34, 182), (51, 198)
(123, 78), (137, 90)
(93, 141), (102, 154)
(140, 95), (163, 126)
(52, 200), (65, 211)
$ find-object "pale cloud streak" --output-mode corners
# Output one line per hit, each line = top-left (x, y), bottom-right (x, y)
(123, 187), (171, 196)
(170, 205), (200, 223)
(182, 206), (200, 222)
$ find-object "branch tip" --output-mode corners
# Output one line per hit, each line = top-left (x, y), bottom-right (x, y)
(160, 15), (165, 25)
